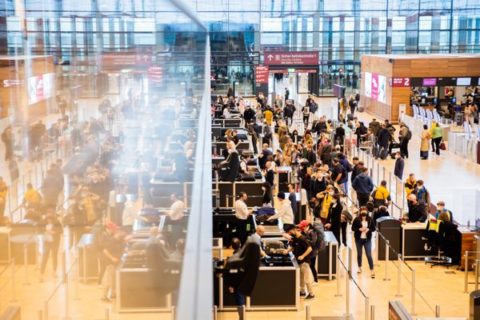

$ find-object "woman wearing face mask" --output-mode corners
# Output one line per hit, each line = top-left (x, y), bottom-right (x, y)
(325, 194), (343, 245)
(352, 207), (376, 278)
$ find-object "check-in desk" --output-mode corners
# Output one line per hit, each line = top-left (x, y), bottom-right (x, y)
(9, 223), (39, 265)
(402, 222), (430, 259)
(377, 217), (402, 260)
(0, 227), (11, 263)
(116, 266), (172, 312)
(215, 254), (299, 311)
(77, 233), (99, 282)
(317, 231), (338, 280)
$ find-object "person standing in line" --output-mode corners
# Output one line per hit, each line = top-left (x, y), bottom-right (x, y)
(286, 225), (315, 299)
(352, 167), (374, 207)
(234, 192), (253, 244)
(420, 124), (432, 160)
(298, 220), (320, 283)
(393, 152), (405, 180)
(352, 207), (376, 278)
(0, 177), (8, 218)
(302, 104), (310, 128)
(285, 87), (290, 101)
(40, 208), (62, 281)
(430, 122), (443, 156)
(325, 194), (343, 245)
(398, 123), (411, 159)
(287, 184), (298, 222)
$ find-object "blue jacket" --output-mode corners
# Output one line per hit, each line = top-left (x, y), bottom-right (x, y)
(352, 173), (374, 194)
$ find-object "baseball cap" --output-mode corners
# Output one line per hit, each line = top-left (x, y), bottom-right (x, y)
(297, 220), (310, 231)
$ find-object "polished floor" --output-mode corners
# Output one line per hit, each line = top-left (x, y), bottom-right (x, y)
(0, 106), (479, 319)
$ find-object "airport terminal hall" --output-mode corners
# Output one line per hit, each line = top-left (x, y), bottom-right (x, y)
(3, 0), (480, 319)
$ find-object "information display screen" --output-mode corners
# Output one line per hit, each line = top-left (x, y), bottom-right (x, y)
(456, 77), (471, 86)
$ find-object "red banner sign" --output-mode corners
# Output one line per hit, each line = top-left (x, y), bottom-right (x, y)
(264, 51), (318, 66)
(391, 77), (410, 87)
(148, 66), (163, 83)
(255, 65), (269, 84)
(101, 54), (152, 67)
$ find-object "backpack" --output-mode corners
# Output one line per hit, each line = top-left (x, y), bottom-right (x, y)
(310, 102), (318, 114)
(406, 129), (412, 140)
(312, 221), (326, 252)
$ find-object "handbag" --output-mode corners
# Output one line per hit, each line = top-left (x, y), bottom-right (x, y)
(439, 142), (446, 150)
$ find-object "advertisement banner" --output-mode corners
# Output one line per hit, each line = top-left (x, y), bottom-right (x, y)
(371, 73), (379, 100)
(364, 72), (372, 98)
(28, 73), (54, 105)
(378, 75), (387, 103)
(263, 51), (318, 65)
(255, 65), (269, 84)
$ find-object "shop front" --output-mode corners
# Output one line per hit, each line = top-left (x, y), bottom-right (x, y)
(255, 51), (319, 105)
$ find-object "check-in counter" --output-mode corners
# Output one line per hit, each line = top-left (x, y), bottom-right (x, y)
(0, 227), (11, 263)
(317, 231), (338, 280)
(116, 266), (172, 312)
(377, 217), (402, 260)
(402, 222), (429, 259)
(215, 254), (299, 311)
(77, 233), (99, 282)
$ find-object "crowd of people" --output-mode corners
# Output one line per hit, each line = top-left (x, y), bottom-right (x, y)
(215, 91), (455, 311)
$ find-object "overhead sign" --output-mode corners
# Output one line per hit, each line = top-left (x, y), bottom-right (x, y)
(263, 51), (319, 66)
(101, 54), (152, 67)
(255, 65), (269, 84)
(391, 77), (410, 87)
(422, 78), (437, 86)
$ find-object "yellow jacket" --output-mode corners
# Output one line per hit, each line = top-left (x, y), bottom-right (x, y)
(264, 110), (273, 126)
(24, 189), (41, 205)
(321, 194), (332, 219)
(374, 186), (390, 200)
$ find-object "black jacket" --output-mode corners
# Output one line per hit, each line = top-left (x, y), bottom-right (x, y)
(326, 202), (343, 234)
(351, 216), (376, 240)
(394, 157), (404, 179)
(220, 151), (240, 182)
(377, 128), (390, 147)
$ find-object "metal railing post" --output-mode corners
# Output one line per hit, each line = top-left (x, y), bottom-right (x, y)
(171, 306), (176, 320)
(345, 248), (352, 319)
(23, 243), (29, 285)
(365, 297), (370, 320)
(306, 304), (311, 320)
(38, 310), (43, 320)
(383, 240), (390, 281)
(241, 305), (246, 320)
(435, 305), (440, 317)
(411, 269), (416, 315)
(370, 305), (375, 320)
(476, 259), (479, 291)
(465, 251), (469, 293)
(335, 255), (342, 297)
(11, 259), (17, 302)
(213, 305), (218, 320)
(104, 307), (109, 320)
(396, 254), (402, 297)
(44, 301), (49, 320)
(376, 162), (380, 185)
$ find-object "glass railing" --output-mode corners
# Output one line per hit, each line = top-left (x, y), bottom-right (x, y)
(0, 0), (212, 319)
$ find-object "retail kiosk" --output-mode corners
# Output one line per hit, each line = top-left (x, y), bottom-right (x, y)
(360, 54), (480, 123)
